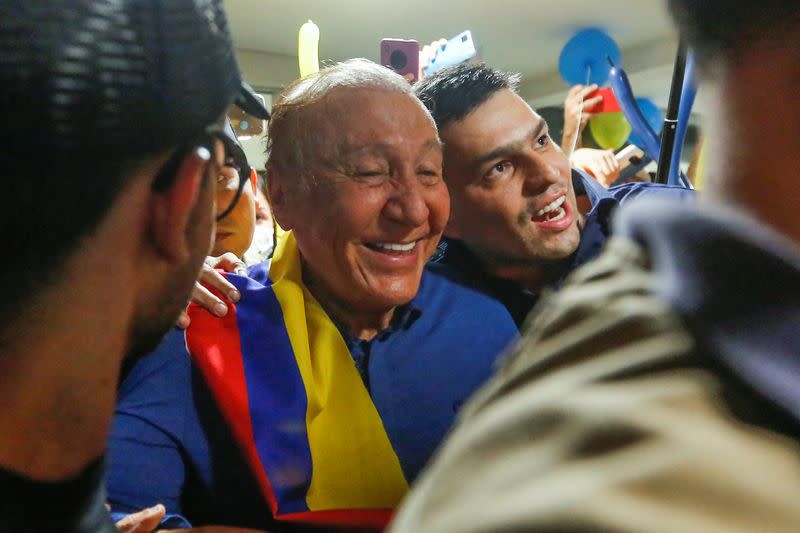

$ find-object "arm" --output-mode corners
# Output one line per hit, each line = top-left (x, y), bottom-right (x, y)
(106, 333), (194, 529)
(561, 84), (601, 155)
(390, 239), (800, 533)
(570, 147), (621, 187)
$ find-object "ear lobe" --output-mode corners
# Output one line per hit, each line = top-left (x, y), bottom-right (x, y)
(149, 147), (211, 263)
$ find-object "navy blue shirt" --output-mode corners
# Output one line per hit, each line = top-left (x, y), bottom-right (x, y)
(106, 264), (517, 529)
(432, 170), (694, 326)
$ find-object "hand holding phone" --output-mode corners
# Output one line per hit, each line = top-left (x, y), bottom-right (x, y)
(423, 31), (476, 76)
(381, 39), (420, 82)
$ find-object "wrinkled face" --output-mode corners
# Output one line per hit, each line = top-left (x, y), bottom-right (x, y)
(441, 89), (580, 266)
(212, 164), (256, 258)
(281, 88), (449, 313)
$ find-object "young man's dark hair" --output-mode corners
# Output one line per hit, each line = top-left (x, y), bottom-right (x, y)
(0, 1), (268, 532)
(413, 63), (520, 130)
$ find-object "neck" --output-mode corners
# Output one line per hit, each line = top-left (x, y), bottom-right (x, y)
(0, 278), (133, 481)
(707, 49), (800, 244)
(487, 256), (572, 293)
(302, 261), (395, 341)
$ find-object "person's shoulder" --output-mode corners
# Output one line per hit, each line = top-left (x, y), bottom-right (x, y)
(246, 258), (272, 285)
(422, 263), (512, 313)
(419, 263), (518, 334)
(483, 235), (694, 404)
(392, 237), (800, 533)
(118, 328), (191, 398)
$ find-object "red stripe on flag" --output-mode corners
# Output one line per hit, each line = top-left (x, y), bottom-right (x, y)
(279, 508), (394, 531)
(186, 290), (279, 515)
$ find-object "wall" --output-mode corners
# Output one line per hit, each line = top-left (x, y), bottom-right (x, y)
(235, 48), (298, 92)
(234, 49), (298, 170)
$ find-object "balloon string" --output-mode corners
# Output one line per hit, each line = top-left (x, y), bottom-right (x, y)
(568, 64), (592, 157)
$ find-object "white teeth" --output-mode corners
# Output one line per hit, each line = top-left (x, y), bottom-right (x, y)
(548, 207), (566, 222)
(535, 195), (566, 217)
(373, 241), (417, 252)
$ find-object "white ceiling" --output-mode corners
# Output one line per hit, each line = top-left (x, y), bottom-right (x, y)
(225, 0), (676, 79)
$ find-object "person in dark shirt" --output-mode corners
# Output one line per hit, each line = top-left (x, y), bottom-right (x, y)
(417, 63), (692, 325)
(0, 1), (268, 531)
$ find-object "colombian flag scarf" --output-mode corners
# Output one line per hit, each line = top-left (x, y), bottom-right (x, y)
(185, 231), (407, 530)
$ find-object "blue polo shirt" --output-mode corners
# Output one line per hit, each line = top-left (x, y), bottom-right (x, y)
(105, 263), (517, 529)
(432, 170), (694, 326)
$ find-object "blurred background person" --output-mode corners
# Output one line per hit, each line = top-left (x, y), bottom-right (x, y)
(562, 83), (622, 186)
(0, 1), (268, 532)
(211, 120), (258, 260)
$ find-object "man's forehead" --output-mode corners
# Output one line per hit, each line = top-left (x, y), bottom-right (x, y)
(312, 90), (440, 159)
(442, 92), (546, 157)
(335, 137), (442, 157)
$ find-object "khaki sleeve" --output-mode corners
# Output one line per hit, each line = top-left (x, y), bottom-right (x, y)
(390, 239), (800, 533)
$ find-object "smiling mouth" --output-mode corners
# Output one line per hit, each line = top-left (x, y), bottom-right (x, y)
(364, 241), (419, 255)
(532, 194), (567, 223)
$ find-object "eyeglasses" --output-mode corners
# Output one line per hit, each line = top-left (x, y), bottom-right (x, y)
(152, 123), (246, 221)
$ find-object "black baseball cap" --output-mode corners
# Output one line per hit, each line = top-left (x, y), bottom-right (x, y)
(0, 0), (269, 166)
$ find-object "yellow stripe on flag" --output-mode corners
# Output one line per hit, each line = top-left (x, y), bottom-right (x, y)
(269, 230), (408, 510)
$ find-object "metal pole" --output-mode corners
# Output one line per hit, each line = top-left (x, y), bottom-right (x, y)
(655, 39), (688, 184)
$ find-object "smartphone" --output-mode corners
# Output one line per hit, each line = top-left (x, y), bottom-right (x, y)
(423, 30), (477, 76)
(615, 144), (645, 170)
(381, 39), (420, 82)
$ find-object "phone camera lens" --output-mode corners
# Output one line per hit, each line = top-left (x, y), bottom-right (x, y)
(390, 49), (408, 70)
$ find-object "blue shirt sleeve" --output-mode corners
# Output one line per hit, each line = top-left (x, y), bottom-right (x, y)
(105, 330), (193, 529)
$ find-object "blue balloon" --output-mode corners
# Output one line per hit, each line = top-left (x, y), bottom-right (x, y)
(628, 98), (663, 148)
(559, 28), (621, 86)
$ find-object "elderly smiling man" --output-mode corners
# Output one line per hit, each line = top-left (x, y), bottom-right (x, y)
(105, 59), (517, 532)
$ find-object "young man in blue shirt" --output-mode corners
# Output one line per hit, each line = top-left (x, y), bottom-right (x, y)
(416, 64), (692, 325)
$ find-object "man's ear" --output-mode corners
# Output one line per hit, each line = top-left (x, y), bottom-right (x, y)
(148, 147), (211, 263)
(266, 163), (295, 230)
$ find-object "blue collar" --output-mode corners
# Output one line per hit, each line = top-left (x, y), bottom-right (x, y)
(573, 167), (614, 211)
(568, 171), (620, 273)
(336, 295), (424, 347)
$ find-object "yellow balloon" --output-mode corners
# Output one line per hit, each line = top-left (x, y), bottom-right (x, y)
(589, 112), (632, 151)
(298, 19), (319, 79)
